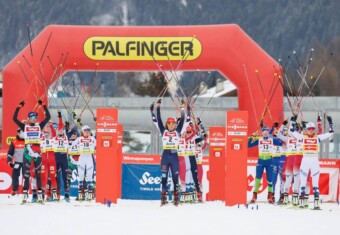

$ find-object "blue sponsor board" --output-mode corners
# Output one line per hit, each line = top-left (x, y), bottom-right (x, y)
(27, 132), (39, 136)
(122, 164), (162, 200)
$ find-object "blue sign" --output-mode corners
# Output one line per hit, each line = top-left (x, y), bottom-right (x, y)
(122, 164), (162, 200)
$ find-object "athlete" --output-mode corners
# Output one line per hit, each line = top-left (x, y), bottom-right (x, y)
(7, 128), (25, 196)
(13, 100), (51, 203)
(248, 126), (283, 203)
(53, 111), (70, 201)
(152, 98), (185, 206)
(40, 120), (58, 201)
(270, 122), (287, 203)
(72, 125), (96, 201)
(278, 119), (301, 205)
(289, 115), (334, 209)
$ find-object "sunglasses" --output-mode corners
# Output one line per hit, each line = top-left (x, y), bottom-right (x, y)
(307, 127), (315, 130)
(29, 116), (37, 120)
(167, 122), (176, 125)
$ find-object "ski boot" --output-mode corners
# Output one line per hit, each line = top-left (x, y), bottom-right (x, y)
(282, 193), (289, 205)
(78, 189), (84, 202)
(10, 191), (18, 196)
(180, 192), (186, 203)
(292, 192), (299, 207)
(267, 192), (274, 204)
(86, 189), (93, 201)
(313, 187), (320, 210)
(197, 191), (203, 203)
(37, 190), (44, 204)
(277, 193), (284, 205)
(21, 190), (29, 204)
(31, 190), (38, 203)
(160, 192), (167, 206)
(304, 194), (309, 208)
(64, 193), (70, 203)
(173, 192), (179, 207)
(250, 192), (257, 204)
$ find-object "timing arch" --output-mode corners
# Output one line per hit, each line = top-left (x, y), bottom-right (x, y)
(2, 24), (282, 148)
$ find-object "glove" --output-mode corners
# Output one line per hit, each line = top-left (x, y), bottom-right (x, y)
(301, 121), (307, 129)
(72, 111), (77, 119)
(150, 103), (154, 112)
(327, 116), (333, 125)
(273, 122), (279, 128)
(93, 117), (97, 121)
(77, 117), (81, 123)
(259, 120), (263, 128)
(327, 116), (334, 132)
(317, 114), (321, 121)
(157, 99), (161, 107)
(57, 110), (62, 118)
(251, 131), (258, 137)
(65, 121), (70, 131)
(19, 101), (25, 108)
(37, 99), (43, 105)
(197, 117), (202, 125)
(8, 162), (14, 168)
(282, 120), (288, 126)
(290, 115), (297, 122)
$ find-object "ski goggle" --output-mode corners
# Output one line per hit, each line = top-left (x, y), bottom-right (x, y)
(167, 121), (176, 125)
(29, 116), (37, 120)
(307, 127), (315, 131)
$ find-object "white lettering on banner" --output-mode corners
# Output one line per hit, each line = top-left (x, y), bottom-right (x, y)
(99, 115), (115, 121)
(97, 122), (117, 127)
(229, 117), (245, 124)
(227, 131), (247, 136)
(97, 128), (117, 133)
(210, 143), (226, 146)
(320, 161), (336, 166)
(0, 172), (11, 190)
(139, 172), (161, 185)
(227, 125), (247, 130)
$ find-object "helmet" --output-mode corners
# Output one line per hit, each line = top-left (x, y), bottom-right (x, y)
(261, 126), (269, 132)
(186, 125), (193, 132)
(306, 122), (315, 129)
(81, 125), (91, 131)
(166, 117), (176, 124)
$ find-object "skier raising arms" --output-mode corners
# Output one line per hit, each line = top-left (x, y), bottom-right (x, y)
(248, 126), (283, 204)
(13, 100), (51, 203)
(289, 115), (334, 209)
(72, 125), (96, 201)
(152, 99), (185, 206)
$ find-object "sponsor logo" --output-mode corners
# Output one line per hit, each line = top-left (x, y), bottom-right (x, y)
(260, 140), (272, 144)
(97, 122), (117, 127)
(139, 172), (161, 185)
(27, 132), (39, 137)
(320, 161), (336, 166)
(229, 117), (246, 124)
(26, 126), (39, 132)
(164, 132), (177, 137)
(6, 136), (15, 145)
(305, 139), (317, 144)
(227, 125), (247, 130)
(84, 36), (202, 61)
(211, 131), (225, 138)
(232, 138), (243, 142)
(99, 115), (115, 121)
(289, 139), (297, 144)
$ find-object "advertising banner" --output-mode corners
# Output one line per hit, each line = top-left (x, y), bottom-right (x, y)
(225, 111), (248, 206)
(122, 163), (161, 200)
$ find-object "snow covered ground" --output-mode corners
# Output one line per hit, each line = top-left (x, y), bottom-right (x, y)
(1, 194), (339, 235)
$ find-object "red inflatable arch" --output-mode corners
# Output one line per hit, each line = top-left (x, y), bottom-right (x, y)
(2, 24), (282, 148)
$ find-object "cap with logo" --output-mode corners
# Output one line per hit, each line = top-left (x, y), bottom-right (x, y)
(166, 117), (176, 124)
(81, 125), (91, 131)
